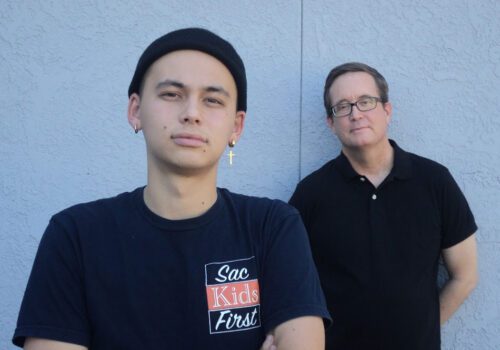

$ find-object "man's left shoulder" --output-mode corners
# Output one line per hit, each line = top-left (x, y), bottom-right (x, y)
(405, 150), (452, 180)
(403, 149), (471, 204)
(219, 189), (298, 219)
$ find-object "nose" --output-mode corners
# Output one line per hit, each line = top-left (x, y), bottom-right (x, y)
(181, 97), (201, 124)
(349, 104), (363, 121)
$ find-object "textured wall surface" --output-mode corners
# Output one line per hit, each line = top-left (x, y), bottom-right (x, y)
(1, 0), (498, 349)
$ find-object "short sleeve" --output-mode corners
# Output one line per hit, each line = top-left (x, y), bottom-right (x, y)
(259, 205), (331, 333)
(440, 169), (477, 249)
(12, 216), (90, 348)
(289, 182), (311, 229)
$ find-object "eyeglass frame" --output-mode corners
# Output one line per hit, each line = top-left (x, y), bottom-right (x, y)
(330, 96), (384, 118)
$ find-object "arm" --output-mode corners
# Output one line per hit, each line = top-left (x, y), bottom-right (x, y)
(13, 218), (90, 348)
(259, 334), (276, 350)
(272, 316), (324, 350)
(257, 204), (330, 350)
(24, 338), (87, 350)
(439, 233), (478, 324)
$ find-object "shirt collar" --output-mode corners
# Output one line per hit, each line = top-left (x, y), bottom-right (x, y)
(389, 139), (412, 180)
(333, 139), (412, 181)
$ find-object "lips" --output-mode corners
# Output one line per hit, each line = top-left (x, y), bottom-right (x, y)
(350, 126), (369, 133)
(171, 132), (208, 147)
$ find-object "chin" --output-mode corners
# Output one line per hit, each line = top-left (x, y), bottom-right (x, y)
(344, 136), (373, 148)
(175, 157), (219, 172)
(349, 134), (388, 149)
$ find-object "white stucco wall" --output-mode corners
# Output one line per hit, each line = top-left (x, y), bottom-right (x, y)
(1, 1), (498, 348)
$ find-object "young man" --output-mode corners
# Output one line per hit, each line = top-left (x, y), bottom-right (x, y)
(289, 62), (478, 350)
(13, 28), (330, 350)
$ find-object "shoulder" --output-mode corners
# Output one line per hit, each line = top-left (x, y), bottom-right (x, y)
(218, 188), (299, 222)
(407, 151), (448, 174)
(295, 159), (337, 191)
(50, 188), (139, 232)
(58, 188), (136, 216)
(398, 148), (468, 205)
(405, 151), (454, 185)
(289, 160), (337, 209)
(218, 189), (309, 250)
(36, 189), (141, 257)
(219, 188), (297, 213)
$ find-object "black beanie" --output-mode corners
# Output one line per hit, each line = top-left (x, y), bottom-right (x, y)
(128, 27), (247, 112)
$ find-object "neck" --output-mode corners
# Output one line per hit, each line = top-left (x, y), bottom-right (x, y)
(342, 138), (394, 187)
(144, 160), (218, 220)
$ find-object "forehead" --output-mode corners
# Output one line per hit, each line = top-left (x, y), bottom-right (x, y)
(329, 71), (378, 103)
(145, 50), (236, 92)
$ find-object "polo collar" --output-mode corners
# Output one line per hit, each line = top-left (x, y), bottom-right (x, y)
(389, 139), (412, 180)
(333, 139), (412, 181)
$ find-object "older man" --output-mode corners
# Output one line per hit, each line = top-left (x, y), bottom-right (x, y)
(290, 62), (478, 350)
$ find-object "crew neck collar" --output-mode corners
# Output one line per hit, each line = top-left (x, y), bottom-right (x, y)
(133, 187), (224, 231)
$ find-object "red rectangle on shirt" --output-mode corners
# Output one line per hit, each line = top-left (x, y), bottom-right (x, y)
(206, 280), (260, 311)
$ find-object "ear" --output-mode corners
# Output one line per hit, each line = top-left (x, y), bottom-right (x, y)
(326, 116), (337, 134)
(383, 101), (392, 125)
(230, 111), (246, 143)
(127, 93), (141, 131)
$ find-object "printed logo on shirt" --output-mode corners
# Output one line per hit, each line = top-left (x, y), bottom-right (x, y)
(205, 256), (261, 334)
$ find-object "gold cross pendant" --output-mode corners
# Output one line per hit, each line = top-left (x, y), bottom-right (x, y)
(228, 150), (236, 165)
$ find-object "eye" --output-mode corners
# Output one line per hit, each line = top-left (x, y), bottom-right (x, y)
(205, 97), (224, 106)
(159, 91), (181, 99)
(335, 103), (350, 112)
(358, 99), (370, 107)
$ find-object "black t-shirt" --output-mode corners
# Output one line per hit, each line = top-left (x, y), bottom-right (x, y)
(289, 140), (477, 350)
(13, 187), (330, 349)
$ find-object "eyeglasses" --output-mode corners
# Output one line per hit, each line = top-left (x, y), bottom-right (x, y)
(331, 96), (383, 118)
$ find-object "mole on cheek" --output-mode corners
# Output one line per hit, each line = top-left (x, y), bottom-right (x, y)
(163, 126), (167, 130)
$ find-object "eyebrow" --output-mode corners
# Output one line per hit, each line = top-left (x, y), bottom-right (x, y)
(155, 79), (230, 98)
(334, 94), (373, 105)
(205, 86), (230, 97)
(155, 79), (184, 90)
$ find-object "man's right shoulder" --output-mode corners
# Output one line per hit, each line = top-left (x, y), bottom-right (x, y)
(290, 159), (338, 212)
(51, 188), (140, 228)
(296, 159), (337, 190)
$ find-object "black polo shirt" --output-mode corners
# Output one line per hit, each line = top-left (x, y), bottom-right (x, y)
(289, 140), (477, 350)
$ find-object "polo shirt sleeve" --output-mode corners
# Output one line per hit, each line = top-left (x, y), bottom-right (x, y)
(258, 203), (331, 334)
(12, 215), (90, 348)
(289, 182), (312, 229)
(440, 169), (478, 249)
